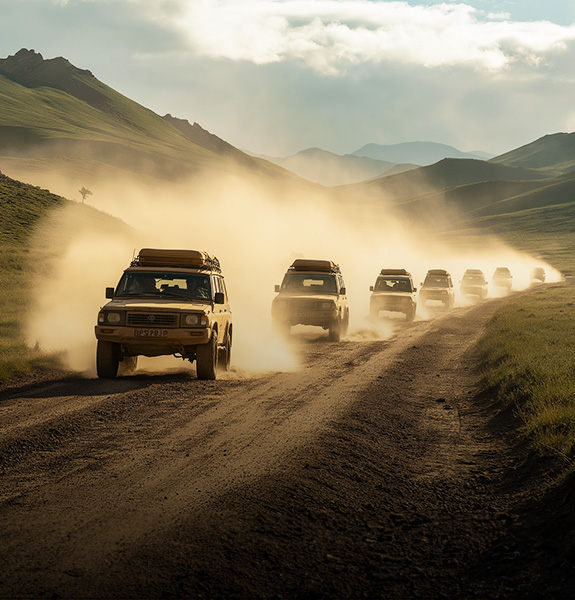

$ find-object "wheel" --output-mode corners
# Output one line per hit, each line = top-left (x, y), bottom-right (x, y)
(96, 340), (120, 379)
(218, 331), (231, 372)
(369, 305), (379, 320)
(405, 307), (416, 322)
(118, 355), (138, 375)
(328, 318), (341, 342)
(196, 331), (218, 380)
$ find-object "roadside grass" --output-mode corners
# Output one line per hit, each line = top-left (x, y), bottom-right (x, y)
(478, 284), (575, 466)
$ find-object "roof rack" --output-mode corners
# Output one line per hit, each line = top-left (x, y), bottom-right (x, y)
(132, 248), (221, 272)
(427, 269), (450, 276)
(379, 269), (411, 277)
(289, 259), (341, 274)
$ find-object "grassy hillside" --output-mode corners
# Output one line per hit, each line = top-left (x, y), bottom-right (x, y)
(335, 158), (548, 202)
(491, 132), (575, 175)
(0, 170), (129, 380)
(470, 201), (575, 275)
(0, 49), (293, 183)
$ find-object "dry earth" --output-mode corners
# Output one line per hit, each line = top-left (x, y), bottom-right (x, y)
(1, 295), (574, 599)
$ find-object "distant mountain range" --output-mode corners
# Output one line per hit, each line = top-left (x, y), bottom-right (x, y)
(253, 142), (490, 186)
(1, 47), (575, 271)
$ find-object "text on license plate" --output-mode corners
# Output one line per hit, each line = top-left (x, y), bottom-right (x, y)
(134, 329), (168, 337)
(295, 311), (312, 318)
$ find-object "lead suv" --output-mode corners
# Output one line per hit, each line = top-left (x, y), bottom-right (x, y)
(370, 269), (417, 321)
(271, 259), (349, 341)
(94, 248), (232, 380)
(419, 269), (455, 308)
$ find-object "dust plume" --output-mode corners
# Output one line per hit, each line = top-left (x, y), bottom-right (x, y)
(24, 170), (561, 377)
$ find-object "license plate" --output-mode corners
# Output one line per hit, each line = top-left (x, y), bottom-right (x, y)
(295, 311), (312, 318)
(134, 329), (168, 337)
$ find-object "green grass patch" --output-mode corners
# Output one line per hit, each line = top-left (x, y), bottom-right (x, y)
(478, 285), (575, 465)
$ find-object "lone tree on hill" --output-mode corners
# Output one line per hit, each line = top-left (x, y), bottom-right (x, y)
(79, 187), (92, 203)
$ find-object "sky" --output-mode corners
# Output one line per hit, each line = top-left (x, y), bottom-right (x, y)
(1, 0), (575, 157)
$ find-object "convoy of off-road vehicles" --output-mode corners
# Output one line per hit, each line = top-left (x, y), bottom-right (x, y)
(95, 249), (546, 378)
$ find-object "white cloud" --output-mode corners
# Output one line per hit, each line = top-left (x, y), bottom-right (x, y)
(141, 0), (575, 74)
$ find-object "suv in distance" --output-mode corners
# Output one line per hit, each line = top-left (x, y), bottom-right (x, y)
(419, 269), (455, 308)
(492, 267), (513, 291)
(94, 248), (232, 380)
(271, 259), (349, 341)
(370, 269), (417, 321)
(460, 269), (488, 299)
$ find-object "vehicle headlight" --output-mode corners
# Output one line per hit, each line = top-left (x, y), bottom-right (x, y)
(98, 311), (124, 324)
(320, 301), (335, 310)
(182, 313), (208, 327)
(274, 300), (287, 310)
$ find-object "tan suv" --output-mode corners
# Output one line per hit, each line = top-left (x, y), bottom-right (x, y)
(271, 259), (349, 341)
(370, 269), (417, 321)
(94, 248), (232, 380)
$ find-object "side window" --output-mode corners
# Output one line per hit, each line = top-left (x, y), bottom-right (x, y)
(213, 276), (227, 301)
(220, 278), (228, 301)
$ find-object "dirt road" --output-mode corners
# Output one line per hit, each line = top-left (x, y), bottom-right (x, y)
(1, 297), (574, 599)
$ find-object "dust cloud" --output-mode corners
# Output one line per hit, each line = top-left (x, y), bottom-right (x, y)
(24, 171), (561, 377)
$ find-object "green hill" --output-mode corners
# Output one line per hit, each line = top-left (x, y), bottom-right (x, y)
(490, 132), (575, 175)
(0, 49), (294, 183)
(335, 158), (548, 202)
(0, 169), (131, 380)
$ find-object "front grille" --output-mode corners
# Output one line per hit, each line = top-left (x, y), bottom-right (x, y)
(127, 312), (179, 327)
(289, 300), (318, 310)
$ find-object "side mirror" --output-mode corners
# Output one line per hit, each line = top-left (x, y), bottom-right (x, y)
(340, 287), (346, 295)
(413, 287), (417, 292)
(105, 287), (114, 299)
(214, 291), (225, 305)
(369, 285), (374, 291)
(274, 284), (280, 293)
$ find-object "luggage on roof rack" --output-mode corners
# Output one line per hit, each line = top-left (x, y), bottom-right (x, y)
(380, 269), (411, 276)
(133, 248), (221, 272)
(290, 259), (340, 273)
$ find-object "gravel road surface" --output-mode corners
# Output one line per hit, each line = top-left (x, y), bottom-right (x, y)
(1, 296), (574, 599)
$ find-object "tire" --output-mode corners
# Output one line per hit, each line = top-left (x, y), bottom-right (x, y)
(118, 355), (138, 376)
(96, 340), (120, 379)
(328, 318), (341, 342)
(406, 307), (416, 322)
(218, 331), (231, 372)
(196, 331), (218, 380)
(369, 306), (379, 320)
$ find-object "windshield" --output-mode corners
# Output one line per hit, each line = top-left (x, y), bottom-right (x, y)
(281, 273), (337, 294)
(423, 275), (450, 288)
(115, 272), (211, 300)
(374, 277), (412, 292)
(462, 275), (485, 283)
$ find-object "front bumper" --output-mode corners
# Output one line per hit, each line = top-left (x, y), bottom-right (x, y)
(95, 325), (211, 356)
(271, 308), (338, 328)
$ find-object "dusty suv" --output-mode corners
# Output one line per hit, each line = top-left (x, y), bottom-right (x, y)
(370, 269), (417, 321)
(94, 248), (232, 380)
(271, 259), (349, 341)
(420, 269), (455, 308)
(460, 269), (488, 299)
(492, 267), (513, 291)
